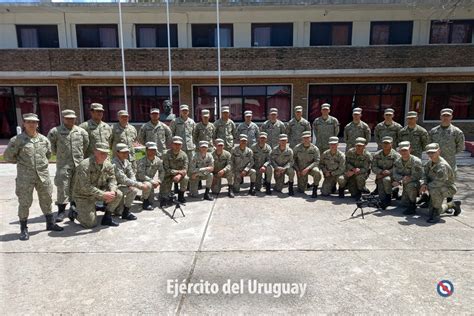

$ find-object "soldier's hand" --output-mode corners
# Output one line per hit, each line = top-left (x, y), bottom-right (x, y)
(152, 181), (160, 188)
(382, 170), (391, 176)
(402, 176), (411, 183)
(240, 170), (248, 177)
(420, 184), (428, 193)
(191, 174), (198, 180)
(346, 170), (354, 177)
(103, 191), (116, 203)
(218, 170), (225, 177)
(325, 171), (331, 177)
(391, 181), (399, 187)
(259, 166), (266, 173)
(353, 168), (361, 174)
(173, 174), (182, 183)
(302, 168), (310, 176)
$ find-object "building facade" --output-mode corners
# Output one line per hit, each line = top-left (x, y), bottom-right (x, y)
(0, 0), (473, 138)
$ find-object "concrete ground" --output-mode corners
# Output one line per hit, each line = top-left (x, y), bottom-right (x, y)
(0, 161), (473, 314)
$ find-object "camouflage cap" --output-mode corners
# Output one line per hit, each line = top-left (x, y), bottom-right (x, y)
(201, 109), (210, 117)
(90, 103), (104, 111)
(239, 134), (248, 141)
(199, 140), (209, 148)
(321, 103), (331, 110)
(279, 134), (288, 141)
(328, 136), (339, 144)
(23, 113), (39, 122)
(384, 108), (394, 115)
(259, 132), (268, 138)
(180, 104), (189, 111)
(441, 108), (453, 116)
(301, 131), (312, 138)
(145, 141), (158, 150)
(244, 110), (253, 116)
(116, 143), (129, 152)
(382, 136), (393, 143)
(425, 143), (440, 153)
(406, 111), (418, 118)
(117, 110), (129, 117)
(172, 136), (183, 144)
(221, 106), (230, 113)
(62, 109), (77, 119)
(294, 106), (303, 112)
(215, 138), (225, 146)
(150, 108), (160, 114)
(269, 108), (278, 114)
(355, 137), (367, 146)
(398, 141), (410, 150)
(95, 142), (109, 153)
(352, 107), (362, 114)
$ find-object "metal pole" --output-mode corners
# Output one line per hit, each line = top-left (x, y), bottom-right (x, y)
(216, 0), (222, 115)
(118, 0), (128, 112)
(166, 0), (173, 104)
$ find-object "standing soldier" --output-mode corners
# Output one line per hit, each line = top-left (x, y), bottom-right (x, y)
(320, 136), (346, 197)
(161, 136), (189, 204)
(343, 107), (371, 152)
(371, 136), (400, 209)
(79, 103), (112, 158)
(236, 110), (259, 147)
(214, 106), (236, 152)
(193, 109), (216, 152)
(70, 143), (123, 228)
(260, 108), (286, 149)
(231, 134), (256, 195)
(293, 131), (321, 198)
(251, 132), (273, 195)
(170, 104), (195, 168)
(211, 139), (234, 197)
(47, 109), (89, 222)
(398, 111), (429, 159)
(189, 141), (214, 201)
(341, 137), (372, 200)
(270, 134), (295, 196)
(313, 103), (340, 154)
(374, 108), (402, 150)
(138, 108), (172, 158)
(421, 143), (462, 223)
(110, 110), (138, 170)
(392, 141), (423, 215)
(4, 113), (63, 240)
(287, 106), (311, 149)
(136, 142), (164, 211)
(112, 143), (150, 221)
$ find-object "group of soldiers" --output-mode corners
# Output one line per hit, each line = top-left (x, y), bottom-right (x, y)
(4, 101), (466, 241)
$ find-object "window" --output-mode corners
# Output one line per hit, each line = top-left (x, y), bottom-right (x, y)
(16, 25), (59, 48)
(308, 84), (407, 133)
(430, 20), (473, 44)
(193, 85), (292, 122)
(310, 22), (352, 46)
(82, 86), (179, 122)
(425, 83), (474, 120)
(370, 21), (413, 45)
(251, 23), (293, 47)
(192, 24), (233, 47)
(136, 24), (178, 48)
(76, 24), (118, 48)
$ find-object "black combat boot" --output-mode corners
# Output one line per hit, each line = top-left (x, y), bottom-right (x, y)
(417, 193), (429, 208)
(445, 197), (454, 214)
(452, 201), (462, 216)
(354, 192), (362, 201)
(331, 184), (337, 194)
(68, 208), (77, 222)
(178, 191), (187, 203)
(403, 203), (417, 215)
(311, 185), (318, 198)
(70, 201), (77, 211)
(198, 180), (203, 190)
(392, 187), (400, 200)
(45, 214), (64, 231)
(55, 204), (67, 222)
(174, 183), (179, 194)
(288, 182), (294, 196)
(380, 195), (391, 210)
(101, 211), (119, 226)
(122, 207), (137, 220)
(204, 188), (214, 201)
(19, 220), (29, 241)
(427, 209), (441, 223)
(265, 182), (272, 195)
(142, 199), (154, 211)
(227, 185), (235, 198)
(338, 187), (345, 198)
(248, 182), (256, 196)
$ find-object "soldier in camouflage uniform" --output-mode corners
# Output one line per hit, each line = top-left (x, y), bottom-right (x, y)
(136, 142), (164, 211)
(170, 104), (195, 171)
(260, 108), (286, 149)
(340, 137), (372, 199)
(161, 136), (189, 204)
(287, 106), (311, 149)
(79, 103), (112, 158)
(112, 143), (150, 221)
(343, 107), (371, 152)
(193, 109), (216, 152)
(313, 103), (340, 154)
(392, 141), (423, 215)
(421, 143), (462, 223)
(236, 110), (259, 147)
(398, 111), (429, 159)
(374, 108), (402, 150)
(189, 141), (214, 201)
(4, 113), (63, 240)
(137, 108), (172, 158)
(231, 134), (256, 195)
(47, 109), (89, 222)
(110, 110), (138, 170)
(293, 131), (321, 198)
(371, 136), (400, 209)
(251, 132), (273, 195)
(270, 134), (295, 196)
(211, 139), (234, 197)
(71, 142), (123, 228)
(214, 106), (236, 152)
(320, 136), (346, 197)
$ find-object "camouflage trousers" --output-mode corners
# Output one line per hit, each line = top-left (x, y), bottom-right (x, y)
(190, 172), (213, 196)
(117, 185), (139, 213)
(340, 173), (368, 196)
(211, 170), (234, 194)
(376, 176), (394, 200)
(255, 165), (273, 190)
(274, 168), (295, 191)
(398, 180), (420, 205)
(232, 169), (256, 192)
(321, 175), (345, 196)
(428, 185), (457, 213)
(54, 164), (76, 205)
(296, 167), (322, 192)
(161, 174), (189, 194)
(142, 181), (159, 201)
(16, 174), (53, 220)
(75, 190), (123, 229)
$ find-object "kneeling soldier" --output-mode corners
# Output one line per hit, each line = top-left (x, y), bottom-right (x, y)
(392, 141), (423, 215)
(421, 143), (462, 223)
(271, 134), (295, 196)
(251, 132), (273, 195)
(293, 131), (321, 198)
(162, 136), (189, 204)
(371, 136), (400, 209)
(136, 142), (164, 210)
(231, 134), (256, 195)
(211, 139), (234, 197)
(190, 141), (214, 201)
(341, 137), (372, 200)
(320, 136), (346, 197)
(71, 142), (123, 228)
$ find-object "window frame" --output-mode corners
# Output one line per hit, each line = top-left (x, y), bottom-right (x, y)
(251, 23), (294, 47)
(309, 22), (352, 46)
(370, 21), (413, 45)
(429, 20), (474, 44)
(135, 24), (178, 48)
(191, 23), (234, 48)
(16, 24), (60, 48)
(76, 24), (119, 48)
